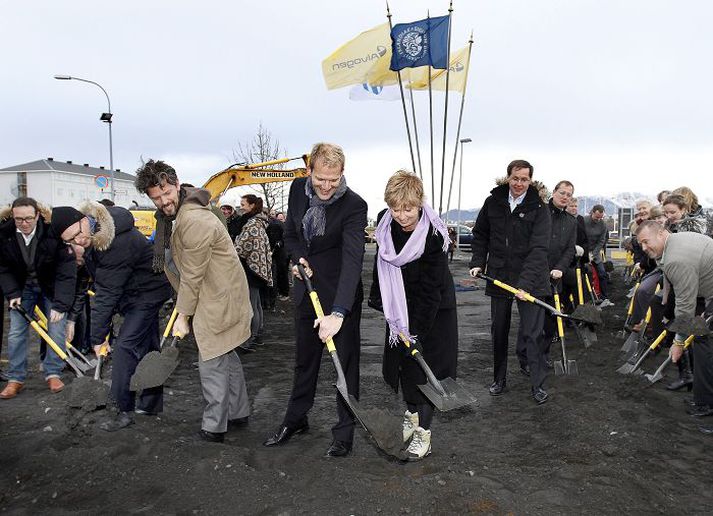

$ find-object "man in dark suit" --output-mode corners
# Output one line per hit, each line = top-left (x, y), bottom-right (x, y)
(263, 142), (367, 457)
(469, 160), (552, 404)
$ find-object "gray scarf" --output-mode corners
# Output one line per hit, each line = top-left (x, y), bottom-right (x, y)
(302, 176), (348, 244)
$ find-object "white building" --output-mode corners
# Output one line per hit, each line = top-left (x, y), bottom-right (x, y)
(0, 158), (150, 208)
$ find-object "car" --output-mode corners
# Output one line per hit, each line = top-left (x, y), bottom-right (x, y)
(448, 224), (474, 251)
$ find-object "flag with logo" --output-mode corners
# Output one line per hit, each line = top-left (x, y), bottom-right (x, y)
(389, 15), (450, 71)
(348, 82), (402, 101)
(322, 22), (392, 90)
(407, 44), (471, 93)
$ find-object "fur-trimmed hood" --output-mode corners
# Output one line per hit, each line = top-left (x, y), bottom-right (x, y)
(0, 202), (52, 224)
(77, 200), (120, 252)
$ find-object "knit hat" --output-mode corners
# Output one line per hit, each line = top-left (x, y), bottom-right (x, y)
(51, 206), (85, 237)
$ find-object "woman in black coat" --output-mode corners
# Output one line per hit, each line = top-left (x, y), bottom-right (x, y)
(369, 171), (457, 461)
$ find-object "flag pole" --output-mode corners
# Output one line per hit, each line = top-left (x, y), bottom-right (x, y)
(438, 1), (454, 217)
(445, 32), (475, 220)
(427, 11), (435, 207)
(387, 1), (417, 173)
(408, 82), (424, 179)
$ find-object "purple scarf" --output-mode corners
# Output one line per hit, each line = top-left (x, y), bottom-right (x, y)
(375, 203), (449, 345)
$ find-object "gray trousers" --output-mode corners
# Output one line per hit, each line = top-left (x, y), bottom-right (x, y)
(249, 286), (264, 339)
(198, 349), (250, 433)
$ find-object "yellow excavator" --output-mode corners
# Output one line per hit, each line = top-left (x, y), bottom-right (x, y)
(131, 155), (310, 237)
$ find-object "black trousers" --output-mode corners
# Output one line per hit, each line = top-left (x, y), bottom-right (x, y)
(491, 296), (547, 390)
(110, 299), (164, 413)
(274, 248), (290, 297)
(284, 304), (361, 443)
(693, 336), (713, 407)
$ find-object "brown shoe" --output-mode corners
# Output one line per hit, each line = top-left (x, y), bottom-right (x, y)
(0, 381), (24, 399)
(47, 377), (65, 393)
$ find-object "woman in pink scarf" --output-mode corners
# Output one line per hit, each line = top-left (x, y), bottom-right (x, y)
(368, 171), (458, 461)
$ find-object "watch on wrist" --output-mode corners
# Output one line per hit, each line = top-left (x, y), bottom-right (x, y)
(331, 311), (345, 319)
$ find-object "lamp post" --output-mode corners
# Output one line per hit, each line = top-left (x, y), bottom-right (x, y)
(456, 138), (472, 249)
(54, 75), (115, 201)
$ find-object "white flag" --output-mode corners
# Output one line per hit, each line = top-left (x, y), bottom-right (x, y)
(349, 83), (402, 102)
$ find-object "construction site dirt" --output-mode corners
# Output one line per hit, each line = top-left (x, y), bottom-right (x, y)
(1, 248), (711, 515)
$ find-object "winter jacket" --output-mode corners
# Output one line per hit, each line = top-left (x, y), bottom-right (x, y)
(668, 210), (708, 235)
(470, 183), (552, 298)
(79, 201), (172, 347)
(571, 214), (590, 267)
(583, 215), (607, 264)
(0, 204), (76, 313)
(547, 199), (577, 274)
(235, 212), (273, 287)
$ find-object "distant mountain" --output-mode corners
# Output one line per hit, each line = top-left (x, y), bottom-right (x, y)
(442, 208), (479, 224)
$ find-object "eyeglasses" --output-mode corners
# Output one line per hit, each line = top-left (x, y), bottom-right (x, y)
(13, 216), (36, 224)
(63, 226), (84, 245)
(509, 177), (531, 184)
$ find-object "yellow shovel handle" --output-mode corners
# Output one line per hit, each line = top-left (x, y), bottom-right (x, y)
(308, 292), (336, 353)
(684, 335), (695, 349)
(164, 308), (179, 339)
(575, 268), (584, 305)
(553, 292), (565, 338)
(650, 330), (667, 350)
(30, 320), (69, 360)
(492, 279), (536, 302)
(627, 282), (640, 316)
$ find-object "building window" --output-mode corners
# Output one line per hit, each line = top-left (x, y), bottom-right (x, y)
(17, 172), (27, 197)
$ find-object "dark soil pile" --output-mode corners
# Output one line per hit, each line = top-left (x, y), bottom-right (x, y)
(1, 249), (711, 514)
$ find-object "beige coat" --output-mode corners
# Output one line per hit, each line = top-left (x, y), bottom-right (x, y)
(164, 191), (252, 361)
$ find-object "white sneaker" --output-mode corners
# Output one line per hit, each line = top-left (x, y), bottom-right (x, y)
(599, 299), (615, 308)
(405, 426), (431, 461)
(402, 410), (419, 443)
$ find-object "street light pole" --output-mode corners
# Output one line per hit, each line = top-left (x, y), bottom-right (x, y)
(54, 75), (115, 201)
(457, 138), (472, 249)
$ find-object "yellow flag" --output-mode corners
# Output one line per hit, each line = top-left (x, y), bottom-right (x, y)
(322, 23), (392, 90)
(408, 45), (471, 93)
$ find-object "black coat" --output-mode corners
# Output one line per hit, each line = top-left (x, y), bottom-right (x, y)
(0, 214), (76, 313)
(283, 177), (367, 315)
(368, 211), (458, 402)
(470, 184), (552, 298)
(547, 199), (577, 274)
(571, 214), (590, 268)
(83, 204), (172, 347)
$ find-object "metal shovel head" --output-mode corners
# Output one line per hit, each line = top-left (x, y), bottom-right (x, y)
(129, 347), (179, 391)
(624, 340), (649, 364)
(555, 359), (578, 376)
(554, 360), (565, 376)
(417, 377), (478, 412)
(566, 360), (579, 375)
(621, 331), (640, 354)
(67, 347), (98, 369)
(67, 354), (94, 375)
(644, 370), (664, 384)
(574, 325), (594, 348)
(617, 362), (636, 375)
(571, 304), (603, 326)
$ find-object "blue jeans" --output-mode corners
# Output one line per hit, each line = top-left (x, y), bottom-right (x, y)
(7, 285), (67, 382)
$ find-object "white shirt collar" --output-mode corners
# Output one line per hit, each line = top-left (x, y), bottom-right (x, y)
(508, 190), (526, 212)
(16, 227), (36, 246)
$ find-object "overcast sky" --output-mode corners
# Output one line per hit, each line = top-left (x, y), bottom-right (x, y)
(2, 0), (712, 215)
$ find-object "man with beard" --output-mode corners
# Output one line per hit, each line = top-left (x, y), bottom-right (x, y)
(263, 142), (368, 457)
(469, 160), (552, 404)
(135, 160), (253, 442)
(51, 201), (172, 430)
(636, 220), (713, 435)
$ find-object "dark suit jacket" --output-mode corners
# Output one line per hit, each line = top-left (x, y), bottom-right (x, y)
(284, 177), (367, 315)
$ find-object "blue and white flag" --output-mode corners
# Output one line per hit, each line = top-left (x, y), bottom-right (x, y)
(349, 82), (401, 101)
(389, 15), (450, 71)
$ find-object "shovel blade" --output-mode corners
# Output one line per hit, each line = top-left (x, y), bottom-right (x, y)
(571, 304), (603, 326)
(621, 332), (639, 353)
(67, 347), (98, 369)
(566, 360), (579, 375)
(645, 371), (663, 384)
(343, 393), (403, 459)
(554, 361), (565, 376)
(617, 363), (635, 374)
(130, 348), (179, 391)
(417, 377), (478, 412)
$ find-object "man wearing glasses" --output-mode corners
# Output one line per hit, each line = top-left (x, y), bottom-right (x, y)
(51, 202), (172, 431)
(0, 197), (76, 399)
(469, 160), (553, 404)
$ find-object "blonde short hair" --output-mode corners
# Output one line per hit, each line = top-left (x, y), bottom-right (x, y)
(671, 186), (699, 212)
(309, 142), (345, 172)
(384, 170), (424, 208)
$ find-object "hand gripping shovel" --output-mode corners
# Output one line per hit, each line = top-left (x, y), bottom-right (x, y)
(574, 268), (598, 348)
(617, 329), (667, 375)
(297, 264), (403, 458)
(160, 308), (179, 348)
(476, 273), (603, 326)
(398, 334), (477, 411)
(130, 335), (181, 391)
(34, 306), (98, 369)
(552, 285), (578, 376)
(644, 335), (695, 384)
(13, 305), (90, 376)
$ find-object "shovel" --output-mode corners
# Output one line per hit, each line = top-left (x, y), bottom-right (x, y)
(160, 307), (179, 348)
(34, 306), (98, 369)
(619, 280), (641, 338)
(574, 268), (598, 348)
(398, 334), (477, 411)
(68, 343), (110, 409)
(621, 284), (661, 354)
(298, 264), (402, 458)
(552, 286), (577, 376)
(129, 335), (181, 391)
(617, 329), (667, 374)
(644, 335), (695, 384)
(13, 306), (90, 376)
(476, 273), (603, 326)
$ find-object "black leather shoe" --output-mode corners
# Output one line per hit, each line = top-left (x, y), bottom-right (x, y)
(687, 405), (713, 418)
(699, 426), (713, 435)
(532, 387), (549, 405)
(263, 422), (309, 446)
(198, 429), (225, 443)
(519, 364), (530, 377)
(666, 378), (693, 391)
(99, 411), (135, 432)
(325, 440), (352, 457)
(683, 397), (701, 408)
(228, 416), (249, 428)
(489, 381), (507, 396)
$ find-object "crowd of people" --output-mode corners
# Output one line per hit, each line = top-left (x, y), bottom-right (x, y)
(1, 143), (712, 459)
